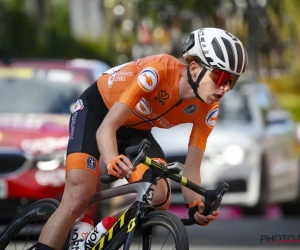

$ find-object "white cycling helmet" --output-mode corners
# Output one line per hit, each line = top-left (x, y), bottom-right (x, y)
(182, 28), (248, 76)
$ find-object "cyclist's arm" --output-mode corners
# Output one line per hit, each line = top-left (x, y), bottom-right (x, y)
(182, 146), (221, 226)
(96, 102), (132, 164)
(182, 102), (219, 203)
(181, 145), (204, 204)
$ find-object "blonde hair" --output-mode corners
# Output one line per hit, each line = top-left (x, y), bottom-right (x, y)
(180, 55), (204, 66)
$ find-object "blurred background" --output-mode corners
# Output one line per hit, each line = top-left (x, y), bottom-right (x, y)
(0, 0), (300, 249)
(1, 0), (299, 118)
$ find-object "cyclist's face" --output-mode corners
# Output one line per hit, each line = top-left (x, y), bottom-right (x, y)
(207, 69), (239, 89)
(195, 66), (232, 104)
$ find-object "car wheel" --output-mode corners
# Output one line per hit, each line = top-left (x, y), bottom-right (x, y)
(242, 157), (268, 216)
(281, 159), (300, 216)
(281, 200), (300, 216)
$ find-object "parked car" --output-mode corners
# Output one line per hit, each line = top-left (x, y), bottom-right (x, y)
(0, 65), (102, 223)
(66, 58), (111, 81)
(152, 81), (300, 216)
(0, 57), (111, 85)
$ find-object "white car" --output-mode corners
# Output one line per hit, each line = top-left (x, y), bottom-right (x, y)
(152, 81), (300, 216)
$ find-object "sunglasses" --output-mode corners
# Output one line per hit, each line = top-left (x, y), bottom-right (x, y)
(198, 63), (240, 90)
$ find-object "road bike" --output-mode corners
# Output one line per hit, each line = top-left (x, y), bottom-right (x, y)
(0, 139), (229, 250)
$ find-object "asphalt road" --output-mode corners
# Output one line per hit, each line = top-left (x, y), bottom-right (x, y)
(1, 207), (299, 250)
(186, 217), (300, 249)
(173, 205), (300, 250)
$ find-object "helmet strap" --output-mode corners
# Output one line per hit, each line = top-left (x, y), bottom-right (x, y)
(187, 66), (207, 102)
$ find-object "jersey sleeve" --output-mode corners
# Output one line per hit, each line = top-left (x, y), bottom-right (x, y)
(119, 61), (166, 109)
(189, 103), (219, 150)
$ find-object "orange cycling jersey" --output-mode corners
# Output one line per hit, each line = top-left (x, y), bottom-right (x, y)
(97, 54), (219, 150)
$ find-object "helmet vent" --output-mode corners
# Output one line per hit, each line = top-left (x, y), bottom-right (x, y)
(182, 28), (248, 75)
(212, 38), (225, 62)
(221, 37), (235, 71)
(242, 46), (248, 73)
(235, 42), (243, 73)
(182, 33), (195, 54)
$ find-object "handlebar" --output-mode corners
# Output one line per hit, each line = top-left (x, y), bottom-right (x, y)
(181, 182), (228, 225)
(100, 139), (149, 184)
(100, 139), (229, 225)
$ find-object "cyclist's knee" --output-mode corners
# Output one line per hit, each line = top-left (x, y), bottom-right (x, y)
(152, 178), (171, 210)
(61, 169), (97, 215)
(153, 196), (171, 210)
(63, 190), (91, 214)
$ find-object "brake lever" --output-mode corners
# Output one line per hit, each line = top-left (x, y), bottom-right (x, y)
(131, 150), (147, 169)
(100, 139), (150, 184)
(202, 182), (229, 216)
(181, 182), (228, 226)
(100, 152), (145, 184)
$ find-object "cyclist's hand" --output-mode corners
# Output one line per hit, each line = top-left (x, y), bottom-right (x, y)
(107, 154), (133, 179)
(194, 200), (220, 226)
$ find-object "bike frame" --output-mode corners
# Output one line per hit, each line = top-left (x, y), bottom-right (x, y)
(86, 169), (157, 250)
(79, 142), (228, 250)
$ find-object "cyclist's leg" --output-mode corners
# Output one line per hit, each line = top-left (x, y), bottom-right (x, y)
(150, 170), (172, 210)
(142, 132), (171, 210)
(38, 169), (98, 249)
(37, 94), (106, 249)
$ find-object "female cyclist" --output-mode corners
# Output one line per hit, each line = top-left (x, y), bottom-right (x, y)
(36, 27), (248, 250)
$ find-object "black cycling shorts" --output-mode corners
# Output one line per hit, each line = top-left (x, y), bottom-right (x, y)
(65, 82), (165, 176)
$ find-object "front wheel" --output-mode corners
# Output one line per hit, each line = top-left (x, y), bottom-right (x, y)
(0, 198), (60, 250)
(107, 210), (189, 250)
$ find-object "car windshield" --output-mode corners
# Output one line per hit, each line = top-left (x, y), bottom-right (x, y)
(0, 78), (88, 113)
(218, 90), (252, 122)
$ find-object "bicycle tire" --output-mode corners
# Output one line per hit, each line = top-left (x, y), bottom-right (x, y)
(0, 198), (60, 250)
(106, 210), (189, 250)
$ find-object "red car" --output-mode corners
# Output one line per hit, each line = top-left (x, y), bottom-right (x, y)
(0, 63), (104, 223)
(3, 57), (111, 84)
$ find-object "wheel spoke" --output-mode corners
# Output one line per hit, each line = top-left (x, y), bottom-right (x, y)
(160, 230), (171, 249)
(0, 199), (60, 250)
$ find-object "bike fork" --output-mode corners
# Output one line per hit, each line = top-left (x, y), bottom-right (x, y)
(122, 203), (144, 250)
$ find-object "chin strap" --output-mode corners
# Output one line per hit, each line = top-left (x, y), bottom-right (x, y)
(187, 66), (207, 102)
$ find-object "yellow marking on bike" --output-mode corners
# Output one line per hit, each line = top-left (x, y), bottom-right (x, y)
(107, 224), (114, 240)
(179, 176), (187, 185)
(93, 210), (130, 250)
(144, 157), (152, 166)
(98, 237), (105, 250)
(92, 235), (105, 250)
(118, 209), (127, 227)
(127, 218), (136, 232)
